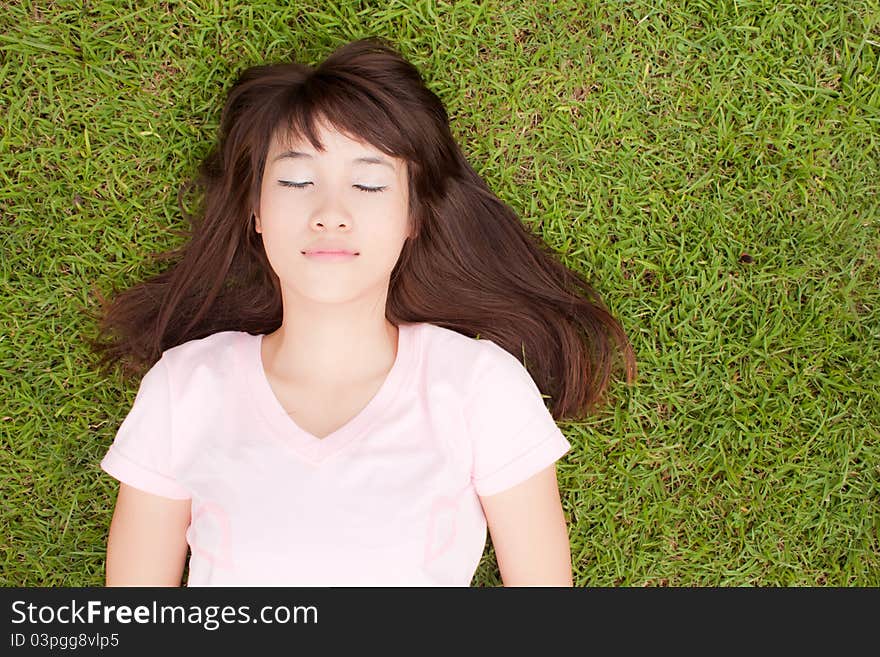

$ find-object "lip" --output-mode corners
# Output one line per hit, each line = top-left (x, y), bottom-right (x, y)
(302, 251), (359, 262)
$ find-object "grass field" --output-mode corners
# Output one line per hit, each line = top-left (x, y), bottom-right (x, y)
(1, 0), (878, 586)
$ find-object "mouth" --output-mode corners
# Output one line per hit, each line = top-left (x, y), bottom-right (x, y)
(301, 251), (360, 261)
(301, 251), (359, 255)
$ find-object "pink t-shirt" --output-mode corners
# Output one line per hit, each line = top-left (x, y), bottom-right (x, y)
(100, 321), (571, 586)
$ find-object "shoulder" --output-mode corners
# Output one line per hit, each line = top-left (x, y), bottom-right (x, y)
(159, 330), (248, 387)
(416, 322), (529, 391)
(416, 322), (515, 371)
(162, 329), (244, 361)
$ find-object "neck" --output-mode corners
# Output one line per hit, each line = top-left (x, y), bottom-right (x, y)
(262, 294), (398, 389)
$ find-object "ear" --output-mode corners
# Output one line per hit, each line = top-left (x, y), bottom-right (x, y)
(253, 211), (261, 234)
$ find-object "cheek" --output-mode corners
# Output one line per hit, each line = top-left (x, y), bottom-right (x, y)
(259, 190), (285, 221)
(259, 199), (303, 236)
(369, 211), (409, 244)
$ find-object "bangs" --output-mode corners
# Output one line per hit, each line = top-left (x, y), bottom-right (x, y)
(273, 73), (418, 161)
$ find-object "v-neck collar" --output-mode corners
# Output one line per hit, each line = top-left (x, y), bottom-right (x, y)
(240, 322), (419, 464)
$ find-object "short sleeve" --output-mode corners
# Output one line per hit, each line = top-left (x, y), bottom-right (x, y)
(465, 344), (571, 497)
(99, 356), (191, 500)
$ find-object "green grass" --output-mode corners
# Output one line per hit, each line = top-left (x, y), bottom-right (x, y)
(1, 0), (878, 586)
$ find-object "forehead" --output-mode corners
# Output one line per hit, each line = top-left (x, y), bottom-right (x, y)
(271, 121), (378, 155)
(267, 123), (402, 175)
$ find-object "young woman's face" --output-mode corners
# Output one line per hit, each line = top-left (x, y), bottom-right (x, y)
(255, 120), (410, 305)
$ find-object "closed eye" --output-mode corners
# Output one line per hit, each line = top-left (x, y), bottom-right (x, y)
(278, 181), (386, 193)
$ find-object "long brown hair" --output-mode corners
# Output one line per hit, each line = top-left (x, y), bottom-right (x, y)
(85, 36), (637, 421)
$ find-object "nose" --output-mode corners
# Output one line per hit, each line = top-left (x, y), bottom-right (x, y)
(310, 191), (352, 230)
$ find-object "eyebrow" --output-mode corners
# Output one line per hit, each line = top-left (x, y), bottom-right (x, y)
(272, 150), (395, 171)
